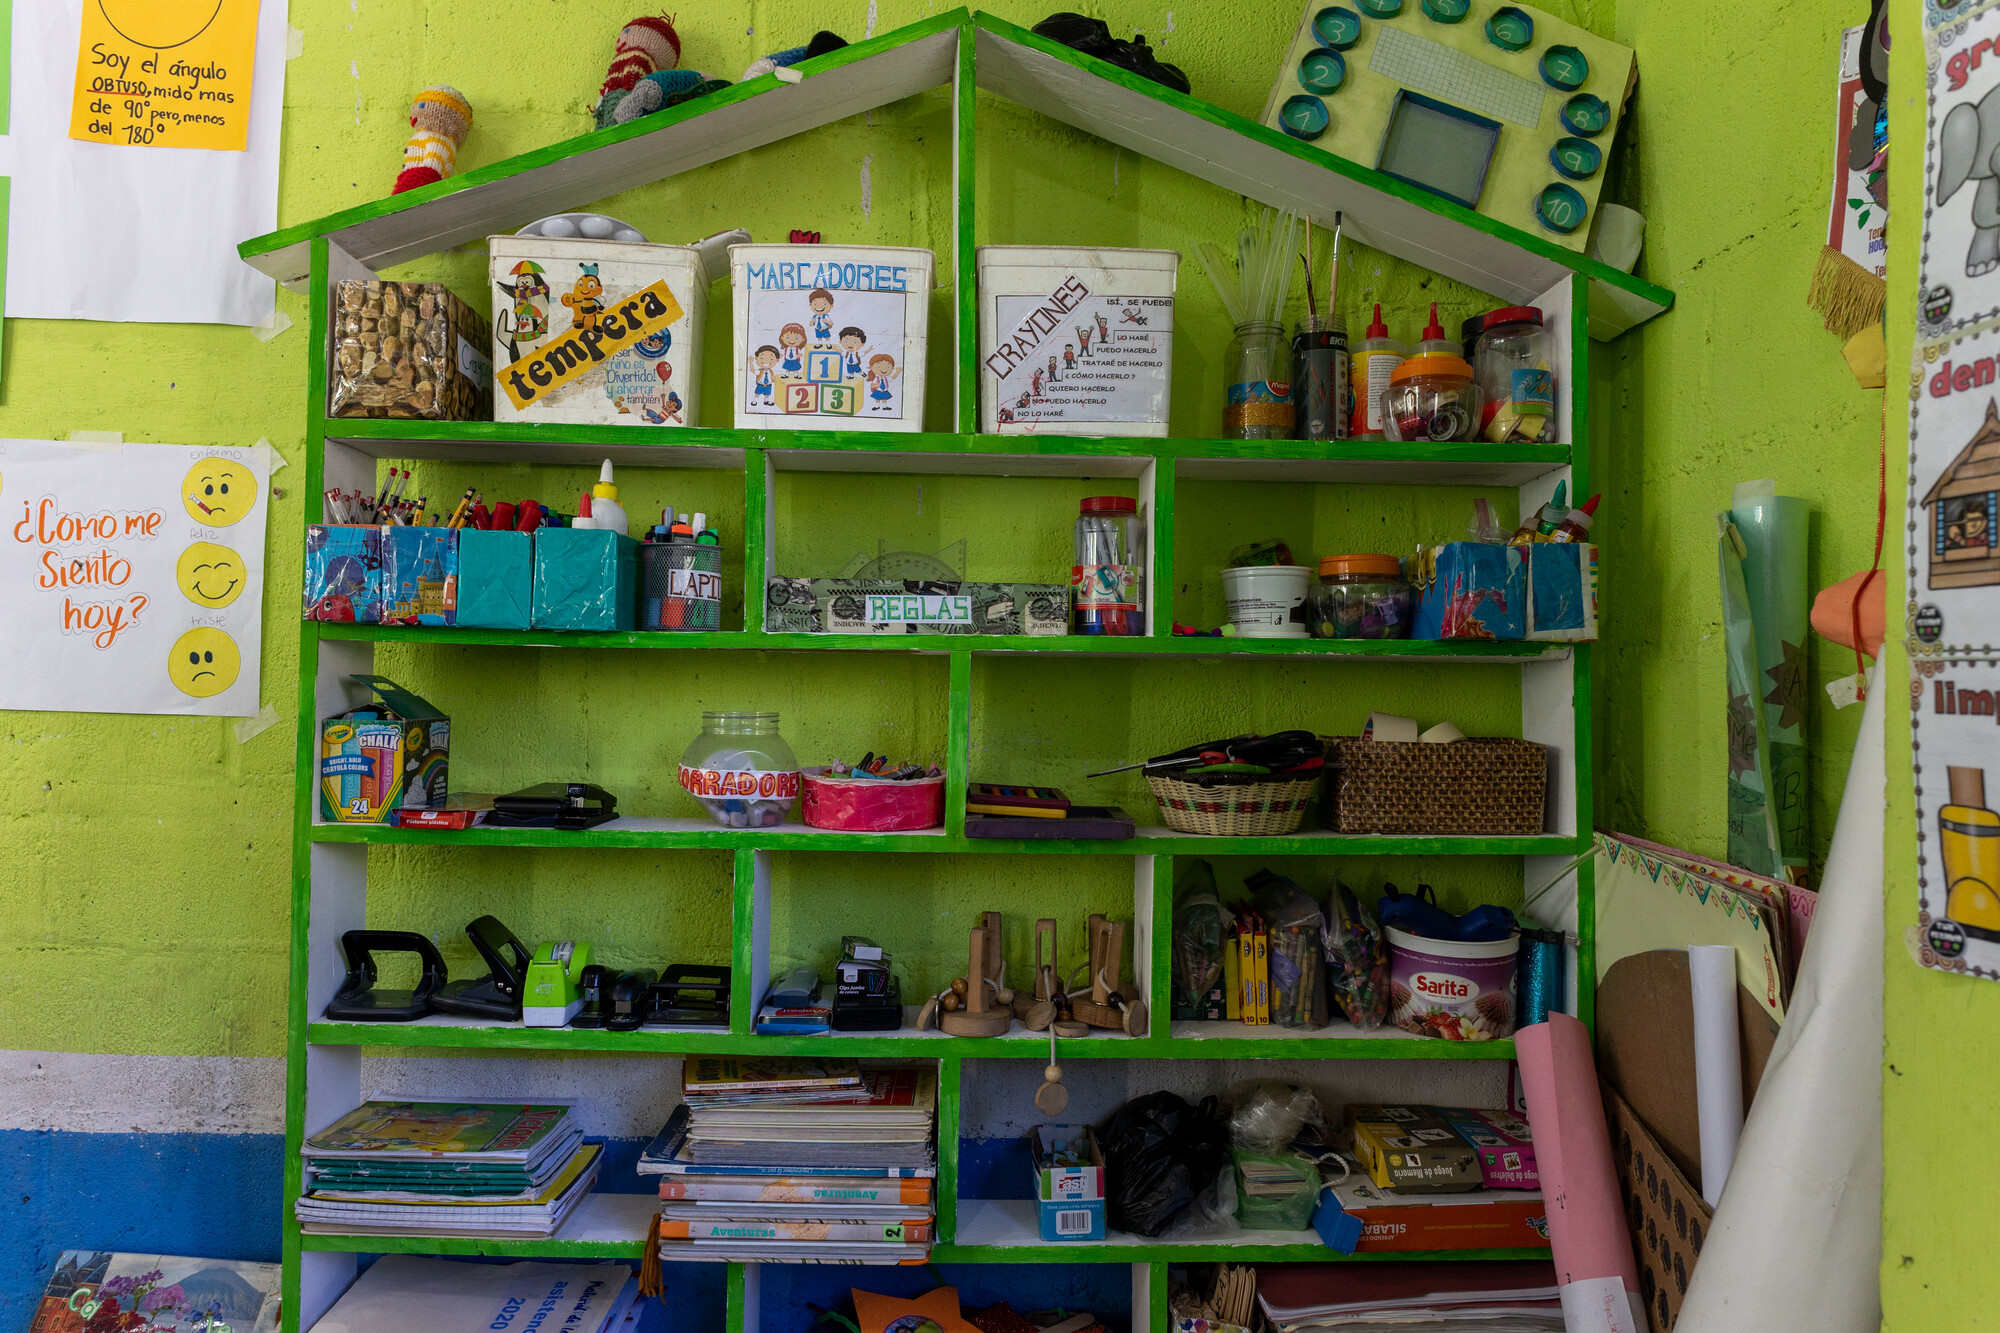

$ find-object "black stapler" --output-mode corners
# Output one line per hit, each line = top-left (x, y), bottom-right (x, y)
(430, 916), (531, 1021)
(484, 783), (618, 830)
(644, 965), (731, 1029)
(325, 930), (447, 1022)
(573, 966), (657, 1030)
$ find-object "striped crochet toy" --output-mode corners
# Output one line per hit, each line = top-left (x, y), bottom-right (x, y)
(392, 85), (472, 194)
(594, 15), (683, 128)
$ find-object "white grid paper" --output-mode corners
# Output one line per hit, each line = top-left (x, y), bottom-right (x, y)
(1368, 27), (1548, 129)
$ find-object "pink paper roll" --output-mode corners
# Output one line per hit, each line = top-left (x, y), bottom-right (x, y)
(1515, 1013), (1644, 1333)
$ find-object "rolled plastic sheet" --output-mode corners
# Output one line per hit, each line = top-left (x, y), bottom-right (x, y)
(1515, 1012), (1644, 1332)
(1718, 515), (1785, 877)
(1689, 944), (1744, 1207)
(1730, 479), (1811, 875)
(1677, 670), (1884, 1333)
(1516, 928), (1566, 1028)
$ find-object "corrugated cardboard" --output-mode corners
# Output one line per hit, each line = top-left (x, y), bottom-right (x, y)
(1604, 1083), (1711, 1333)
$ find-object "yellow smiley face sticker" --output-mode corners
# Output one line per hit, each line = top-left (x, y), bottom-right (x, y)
(182, 456), (258, 526)
(176, 541), (245, 609)
(168, 626), (241, 698)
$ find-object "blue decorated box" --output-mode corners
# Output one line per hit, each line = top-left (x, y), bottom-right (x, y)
(1410, 543), (1526, 640)
(457, 529), (534, 630)
(533, 528), (639, 631)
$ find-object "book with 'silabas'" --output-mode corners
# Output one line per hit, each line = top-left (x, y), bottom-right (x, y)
(658, 1217), (932, 1244)
(1237, 928), (1256, 1023)
(1253, 929), (1271, 1025)
(660, 1177), (933, 1204)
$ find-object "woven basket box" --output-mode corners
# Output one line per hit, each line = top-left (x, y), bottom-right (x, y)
(1326, 738), (1548, 835)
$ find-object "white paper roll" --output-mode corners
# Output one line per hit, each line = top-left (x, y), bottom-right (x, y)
(1364, 712), (1420, 742)
(1689, 944), (1744, 1207)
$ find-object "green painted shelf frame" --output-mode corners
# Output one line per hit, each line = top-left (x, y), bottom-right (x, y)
(261, 11), (1647, 1331)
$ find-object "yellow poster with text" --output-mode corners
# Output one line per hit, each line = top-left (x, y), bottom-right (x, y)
(69, 0), (262, 151)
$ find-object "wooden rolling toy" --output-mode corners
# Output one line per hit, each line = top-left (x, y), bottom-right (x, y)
(1071, 914), (1148, 1036)
(939, 923), (1012, 1037)
(1020, 917), (1062, 1030)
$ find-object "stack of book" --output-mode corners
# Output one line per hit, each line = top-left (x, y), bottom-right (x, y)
(312, 1256), (638, 1333)
(639, 1057), (937, 1264)
(1254, 1261), (1564, 1333)
(295, 1101), (599, 1239)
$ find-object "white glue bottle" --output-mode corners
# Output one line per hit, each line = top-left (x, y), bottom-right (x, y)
(1349, 304), (1407, 440)
(589, 458), (629, 536)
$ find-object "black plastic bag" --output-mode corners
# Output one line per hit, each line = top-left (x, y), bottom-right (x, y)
(1098, 1091), (1231, 1237)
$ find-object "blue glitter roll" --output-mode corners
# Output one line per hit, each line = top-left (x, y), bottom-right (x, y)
(1517, 928), (1565, 1027)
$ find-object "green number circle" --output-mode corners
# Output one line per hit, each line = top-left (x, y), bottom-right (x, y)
(1549, 136), (1602, 180)
(1535, 182), (1588, 233)
(1279, 94), (1330, 140)
(1312, 6), (1362, 48)
(1561, 93), (1610, 136)
(1298, 47), (1347, 94)
(1486, 6), (1534, 49)
(1540, 45), (1588, 89)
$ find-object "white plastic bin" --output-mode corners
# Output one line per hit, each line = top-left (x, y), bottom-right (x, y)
(978, 246), (1179, 437)
(489, 235), (706, 427)
(730, 244), (933, 432)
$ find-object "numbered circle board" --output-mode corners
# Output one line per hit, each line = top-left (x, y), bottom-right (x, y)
(730, 245), (934, 433)
(1257, 0), (1633, 252)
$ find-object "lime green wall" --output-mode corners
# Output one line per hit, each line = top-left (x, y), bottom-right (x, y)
(0, 0), (1565, 1052)
(1596, 3), (1881, 879)
(3, 9), (1931, 1311)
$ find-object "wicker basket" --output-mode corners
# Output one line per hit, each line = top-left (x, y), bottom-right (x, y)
(1146, 769), (1321, 836)
(1326, 738), (1548, 835)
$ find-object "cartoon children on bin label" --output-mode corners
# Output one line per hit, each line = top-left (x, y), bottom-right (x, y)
(742, 273), (907, 419)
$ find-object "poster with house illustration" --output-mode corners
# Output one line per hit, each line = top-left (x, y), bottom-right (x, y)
(1912, 323), (2000, 655)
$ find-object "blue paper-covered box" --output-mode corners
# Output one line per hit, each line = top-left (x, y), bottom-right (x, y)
(1526, 543), (1598, 642)
(1410, 542), (1526, 640)
(381, 526), (458, 625)
(303, 524), (383, 623)
(457, 529), (534, 630)
(533, 528), (639, 631)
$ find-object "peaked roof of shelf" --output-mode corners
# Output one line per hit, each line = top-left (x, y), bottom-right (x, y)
(240, 9), (1672, 339)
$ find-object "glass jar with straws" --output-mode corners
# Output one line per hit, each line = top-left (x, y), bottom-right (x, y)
(1201, 207), (1306, 440)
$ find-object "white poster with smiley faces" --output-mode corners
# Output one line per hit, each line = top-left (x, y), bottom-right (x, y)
(0, 438), (269, 716)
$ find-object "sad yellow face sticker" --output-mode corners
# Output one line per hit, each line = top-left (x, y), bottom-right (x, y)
(176, 542), (245, 609)
(168, 626), (241, 698)
(182, 457), (258, 526)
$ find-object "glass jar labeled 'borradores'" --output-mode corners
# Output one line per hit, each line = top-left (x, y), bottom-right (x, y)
(679, 712), (800, 827)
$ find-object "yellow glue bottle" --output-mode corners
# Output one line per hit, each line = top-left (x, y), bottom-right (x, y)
(1349, 304), (1406, 440)
(1943, 766), (2000, 934)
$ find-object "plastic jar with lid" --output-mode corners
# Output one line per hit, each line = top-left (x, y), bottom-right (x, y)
(1072, 495), (1145, 635)
(1308, 554), (1412, 639)
(1381, 354), (1480, 442)
(1472, 306), (1556, 443)
(1222, 321), (1295, 440)
(679, 712), (800, 827)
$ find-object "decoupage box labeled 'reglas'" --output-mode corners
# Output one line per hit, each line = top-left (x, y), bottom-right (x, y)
(489, 235), (707, 427)
(730, 244), (932, 431)
(978, 246), (1179, 437)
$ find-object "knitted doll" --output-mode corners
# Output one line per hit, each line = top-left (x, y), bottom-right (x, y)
(610, 69), (730, 124)
(593, 15), (682, 128)
(392, 85), (472, 194)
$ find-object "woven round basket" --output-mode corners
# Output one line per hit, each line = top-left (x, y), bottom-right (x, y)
(1145, 769), (1321, 836)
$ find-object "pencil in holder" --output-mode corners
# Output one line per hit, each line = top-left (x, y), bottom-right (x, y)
(643, 541), (723, 631)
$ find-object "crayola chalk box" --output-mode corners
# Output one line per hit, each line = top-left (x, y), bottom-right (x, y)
(319, 675), (450, 824)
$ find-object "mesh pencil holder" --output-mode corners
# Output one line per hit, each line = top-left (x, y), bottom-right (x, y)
(1145, 770), (1322, 836)
(1325, 738), (1548, 835)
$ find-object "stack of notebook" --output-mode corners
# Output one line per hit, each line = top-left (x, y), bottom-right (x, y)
(1254, 1261), (1564, 1333)
(640, 1058), (937, 1264)
(295, 1101), (599, 1239)
(311, 1256), (638, 1333)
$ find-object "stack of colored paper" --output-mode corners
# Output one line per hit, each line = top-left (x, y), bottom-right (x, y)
(640, 1058), (937, 1263)
(295, 1101), (598, 1239)
(1255, 1261), (1563, 1332)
